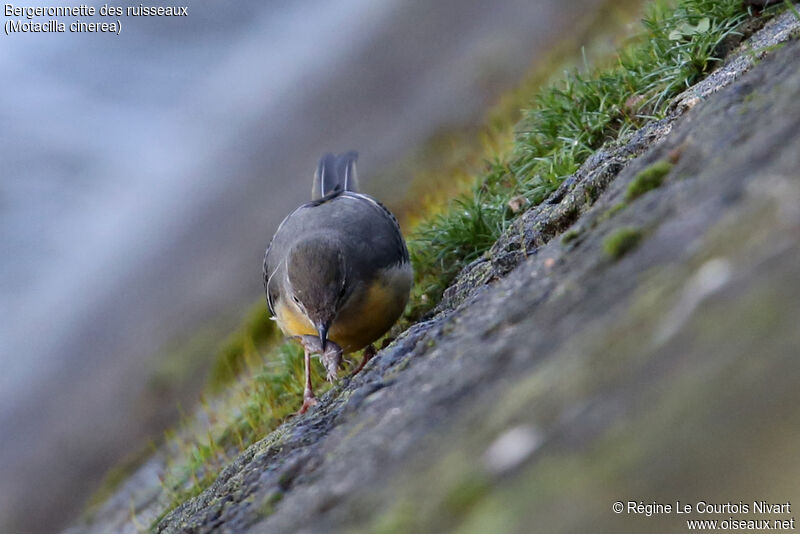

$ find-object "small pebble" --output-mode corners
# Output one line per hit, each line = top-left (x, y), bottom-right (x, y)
(482, 425), (542, 476)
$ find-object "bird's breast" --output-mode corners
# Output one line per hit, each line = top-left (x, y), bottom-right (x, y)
(273, 263), (413, 354)
(274, 298), (316, 338)
(329, 263), (412, 352)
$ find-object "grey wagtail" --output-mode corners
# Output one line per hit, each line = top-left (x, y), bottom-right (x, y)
(263, 152), (412, 413)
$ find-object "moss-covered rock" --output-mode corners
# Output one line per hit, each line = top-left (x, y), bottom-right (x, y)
(603, 227), (644, 259)
(66, 9), (800, 534)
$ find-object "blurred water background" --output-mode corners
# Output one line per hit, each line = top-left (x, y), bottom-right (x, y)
(0, 0), (611, 531)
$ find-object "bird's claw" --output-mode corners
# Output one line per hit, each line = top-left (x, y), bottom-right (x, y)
(296, 394), (318, 415)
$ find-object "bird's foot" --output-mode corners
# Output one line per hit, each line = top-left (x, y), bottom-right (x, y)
(351, 344), (377, 376)
(297, 396), (318, 415)
(296, 388), (319, 415)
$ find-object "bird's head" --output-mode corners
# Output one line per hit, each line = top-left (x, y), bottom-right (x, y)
(286, 235), (348, 349)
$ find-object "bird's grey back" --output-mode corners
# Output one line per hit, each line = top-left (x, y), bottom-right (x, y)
(263, 190), (409, 313)
(267, 191), (407, 270)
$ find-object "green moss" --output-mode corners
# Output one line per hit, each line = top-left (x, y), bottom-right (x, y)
(625, 160), (673, 200)
(604, 227), (644, 259)
(561, 228), (581, 244)
(443, 474), (490, 516)
(371, 501), (419, 534)
(258, 491), (284, 517)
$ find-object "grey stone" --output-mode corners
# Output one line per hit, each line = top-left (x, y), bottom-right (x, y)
(68, 10), (800, 534)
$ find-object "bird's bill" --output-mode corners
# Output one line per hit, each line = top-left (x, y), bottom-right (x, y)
(314, 320), (330, 351)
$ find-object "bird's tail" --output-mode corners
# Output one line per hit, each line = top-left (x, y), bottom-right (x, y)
(312, 151), (359, 199)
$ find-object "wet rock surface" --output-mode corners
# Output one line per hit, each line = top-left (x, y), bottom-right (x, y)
(67, 11), (800, 534)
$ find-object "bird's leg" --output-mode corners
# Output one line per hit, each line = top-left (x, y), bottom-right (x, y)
(351, 344), (376, 376)
(298, 345), (318, 414)
(295, 335), (343, 383)
(294, 335), (344, 414)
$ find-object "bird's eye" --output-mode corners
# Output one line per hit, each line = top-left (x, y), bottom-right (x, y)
(292, 295), (301, 305)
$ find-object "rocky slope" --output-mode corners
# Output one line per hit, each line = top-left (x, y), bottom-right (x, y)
(68, 10), (800, 533)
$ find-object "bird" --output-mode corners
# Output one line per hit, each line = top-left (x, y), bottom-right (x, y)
(263, 152), (413, 413)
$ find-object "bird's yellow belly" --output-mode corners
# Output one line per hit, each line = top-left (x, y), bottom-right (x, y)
(275, 266), (411, 353)
(330, 267), (411, 352)
(274, 301), (316, 338)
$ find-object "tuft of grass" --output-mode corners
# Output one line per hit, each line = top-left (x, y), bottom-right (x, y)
(625, 160), (674, 200)
(207, 303), (279, 392)
(785, 0), (800, 22)
(604, 227), (645, 259)
(406, 0), (757, 318)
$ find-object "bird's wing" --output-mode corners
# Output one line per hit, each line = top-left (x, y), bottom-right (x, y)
(339, 191), (409, 267)
(263, 202), (311, 315)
